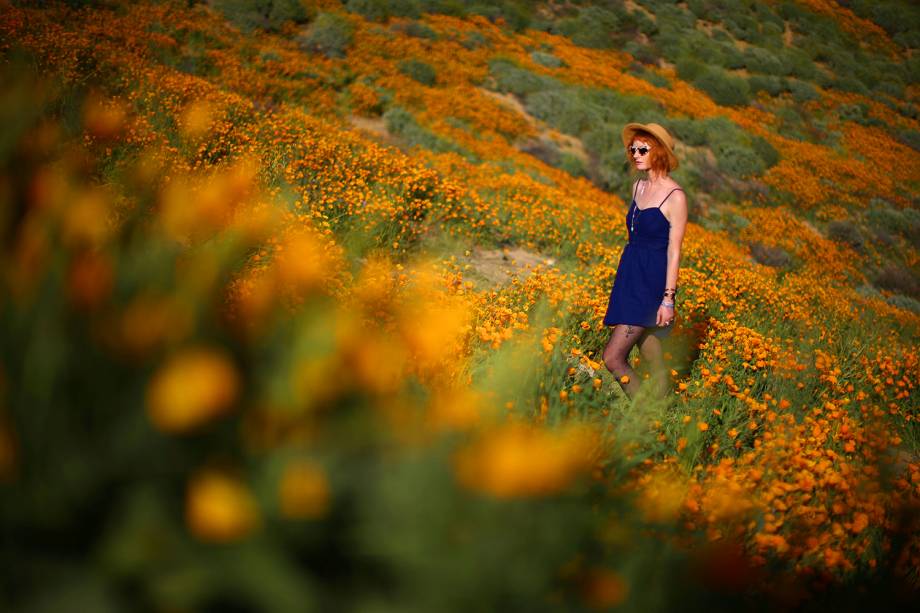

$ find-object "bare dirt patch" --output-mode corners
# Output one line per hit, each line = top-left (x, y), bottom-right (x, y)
(467, 246), (557, 286)
(348, 115), (393, 141)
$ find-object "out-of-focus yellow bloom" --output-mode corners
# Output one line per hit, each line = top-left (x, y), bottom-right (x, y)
(279, 459), (330, 520)
(582, 568), (628, 608)
(186, 470), (259, 542)
(0, 412), (16, 481)
(82, 93), (126, 140)
(147, 347), (239, 433)
(426, 387), (487, 431)
(61, 188), (112, 248)
(454, 422), (599, 498)
(399, 297), (471, 374)
(66, 250), (112, 310)
(117, 295), (193, 357)
(636, 468), (687, 523)
(179, 100), (215, 140)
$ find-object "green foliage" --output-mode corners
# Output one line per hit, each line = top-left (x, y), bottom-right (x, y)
(525, 90), (602, 136)
(874, 264), (920, 299)
(346, 0), (421, 21)
(213, 0), (309, 32)
(887, 293), (920, 314)
(488, 59), (559, 96)
(748, 74), (785, 97)
(866, 203), (920, 247)
(715, 144), (765, 178)
(299, 12), (354, 59)
(530, 51), (563, 69)
(826, 220), (864, 252)
(749, 241), (792, 268)
(391, 19), (439, 40)
(398, 58), (437, 86)
(898, 129), (920, 153)
(692, 67), (751, 107)
(461, 30), (490, 50)
(742, 46), (783, 75)
(383, 106), (473, 159)
(554, 6), (620, 49)
(466, 1), (534, 32)
(787, 79), (819, 104)
(669, 116), (778, 179)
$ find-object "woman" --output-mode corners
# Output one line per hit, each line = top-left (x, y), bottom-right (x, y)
(602, 123), (687, 399)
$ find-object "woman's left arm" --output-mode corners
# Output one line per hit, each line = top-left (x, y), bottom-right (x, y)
(664, 190), (688, 290)
(656, 190), (688, 326)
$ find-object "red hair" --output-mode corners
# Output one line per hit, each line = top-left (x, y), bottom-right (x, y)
(625, 130), (671, 174)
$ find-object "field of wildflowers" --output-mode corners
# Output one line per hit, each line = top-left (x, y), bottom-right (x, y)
(1, 0), (918, 610)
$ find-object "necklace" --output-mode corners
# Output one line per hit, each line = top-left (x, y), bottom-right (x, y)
(630, 200), (640, 234)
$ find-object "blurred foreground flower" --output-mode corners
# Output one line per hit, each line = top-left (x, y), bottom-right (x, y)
(146, 347), (239, 433)
(186, 470), (260, 542)
(279, 459), (330, 520)
(454, 422), (600, 497)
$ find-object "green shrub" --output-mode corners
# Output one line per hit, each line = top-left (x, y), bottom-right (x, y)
(391, 20), (439, 40)
(748, 74), (785, 96)
(781, 47), (819, 80)
(692, 67), (751, 107)
(555, 6), (620, 49)
(675, 57), (706, 82)
(525, 90), (602, 136)
(346, 0), (420, 22)
(559, 152), (586, 177)
(750, 242), (792, 268)
(488, 60), (558, 96)
(838, 103), (868, 123)
(887, 294), (920, 314)
(876, 80), (905, 99)
(383, 106), (472, 158)
(826, 220), (864, 251)
(742, 46), (783, 75)
(716, 144), (765, 178)
(623, 41), (659, 66)
(213, 0), (309, 32)
(874, 264), (920, 298)
(788, 79), (819, 103)
(897, 129), (920, 152)
(467, 1), (534, 32)
(750, 135), (779, 168)
(299, 12), (354, 59)
(831, 76), (869, 96)
(530, 51), (563, 68)
(398, 59), (437, 86)
(461, 31), (490, 50)
(417, 0), (466, 16)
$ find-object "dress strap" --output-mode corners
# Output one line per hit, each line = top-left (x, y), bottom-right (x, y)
(657, 188), (683, 208)
(632, 180), (640, 202)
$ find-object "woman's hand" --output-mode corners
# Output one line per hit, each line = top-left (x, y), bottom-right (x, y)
(656, 303), (675, 327)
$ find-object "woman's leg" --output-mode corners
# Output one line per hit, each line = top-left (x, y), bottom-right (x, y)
(603, 324), (644, 398)
(637, 330), (668, 399)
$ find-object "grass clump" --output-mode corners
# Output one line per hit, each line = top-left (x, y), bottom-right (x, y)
(299, 12), (354, 59)
(398, 58), (437, 86)
(213, 0), (309, 32)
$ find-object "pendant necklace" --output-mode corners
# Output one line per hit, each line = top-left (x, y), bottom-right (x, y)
(630, 202), (640, 234)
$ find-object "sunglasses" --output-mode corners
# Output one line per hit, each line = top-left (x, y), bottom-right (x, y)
(629, 146), (651, 156)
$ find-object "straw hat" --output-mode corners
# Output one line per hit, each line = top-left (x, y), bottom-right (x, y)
(621, 122), (678, 171)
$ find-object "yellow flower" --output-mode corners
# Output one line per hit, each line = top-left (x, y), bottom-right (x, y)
(186, 470), (259, 542)
(279, 460), (330, 520)
(147, 347), (239, 433)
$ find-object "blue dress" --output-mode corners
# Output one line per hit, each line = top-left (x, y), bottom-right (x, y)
(603, 183), (682, 337)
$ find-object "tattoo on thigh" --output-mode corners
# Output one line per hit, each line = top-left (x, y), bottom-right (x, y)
(626, 325), (633, 337)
